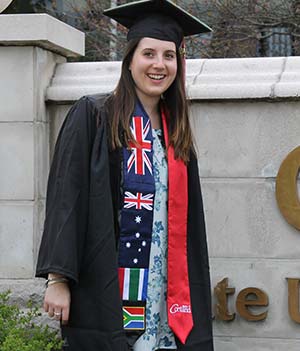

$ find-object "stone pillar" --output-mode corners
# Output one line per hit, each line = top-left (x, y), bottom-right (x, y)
(0, 14), (84, 300)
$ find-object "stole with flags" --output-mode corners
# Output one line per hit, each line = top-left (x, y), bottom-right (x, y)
(118, 101), (155, 338)
(118, 102), (194, 345)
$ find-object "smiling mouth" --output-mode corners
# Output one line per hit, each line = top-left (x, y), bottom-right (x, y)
(147, 74), (166, 81)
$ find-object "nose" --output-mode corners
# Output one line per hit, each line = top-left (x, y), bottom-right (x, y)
(152, 55), (165, 70)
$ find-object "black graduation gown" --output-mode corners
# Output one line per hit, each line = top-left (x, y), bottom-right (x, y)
(36, 94), (214, 351)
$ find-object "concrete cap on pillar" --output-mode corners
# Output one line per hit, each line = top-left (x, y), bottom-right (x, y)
(0, 13), (85, 58)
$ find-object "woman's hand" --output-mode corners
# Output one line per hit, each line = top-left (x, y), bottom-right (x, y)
(44, 274), (71, 325)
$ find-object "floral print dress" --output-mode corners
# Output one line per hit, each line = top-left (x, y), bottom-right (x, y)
(133, 129), (176, 351)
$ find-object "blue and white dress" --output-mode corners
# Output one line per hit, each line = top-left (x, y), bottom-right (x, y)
(133, 129), (176, 351)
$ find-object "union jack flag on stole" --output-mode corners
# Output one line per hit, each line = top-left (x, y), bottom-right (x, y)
(127, 116), (152, 175)
(124, 191), (154, 211)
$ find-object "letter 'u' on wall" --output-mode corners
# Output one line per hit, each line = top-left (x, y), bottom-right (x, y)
(287, 278), (300, 323)
(276, 146), (300, 230)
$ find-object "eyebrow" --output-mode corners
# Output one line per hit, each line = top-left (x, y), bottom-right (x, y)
(142, 47), (176, 53)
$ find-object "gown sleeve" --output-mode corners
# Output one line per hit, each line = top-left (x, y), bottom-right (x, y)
(35, 96), (100, 284)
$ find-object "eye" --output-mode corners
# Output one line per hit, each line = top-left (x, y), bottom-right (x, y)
(143, 51), (154, 57)
(165, 52), (176, 59)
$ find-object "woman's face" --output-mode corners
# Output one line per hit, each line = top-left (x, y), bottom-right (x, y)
(129, 37), (177, 102)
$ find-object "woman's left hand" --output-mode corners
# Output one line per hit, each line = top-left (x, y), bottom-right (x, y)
(44, 273), (71, 325)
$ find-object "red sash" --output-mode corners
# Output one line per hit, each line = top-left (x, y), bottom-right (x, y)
(161, 109), (193, 344)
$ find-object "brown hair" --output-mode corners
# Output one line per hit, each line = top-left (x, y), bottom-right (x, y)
(106, 38), (193, 163)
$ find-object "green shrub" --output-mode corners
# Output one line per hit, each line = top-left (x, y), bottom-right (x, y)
(0, 291), (62, 351)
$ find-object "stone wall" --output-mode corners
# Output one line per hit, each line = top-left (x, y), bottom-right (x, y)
(2, 13), (300, 350)
(191, 100), (300, 350)
(0, 14), (83, 304)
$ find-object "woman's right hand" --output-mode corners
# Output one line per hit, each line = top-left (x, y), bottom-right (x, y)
(44, 274), (71, 325)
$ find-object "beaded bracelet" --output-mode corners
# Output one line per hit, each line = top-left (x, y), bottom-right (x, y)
(45, 277), (68, 288)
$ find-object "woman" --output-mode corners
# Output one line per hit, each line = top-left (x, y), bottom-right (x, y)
(36, 1), (213, 350)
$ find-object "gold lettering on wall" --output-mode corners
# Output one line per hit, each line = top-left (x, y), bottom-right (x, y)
(236, 287), (268, 321)
(213, 278), (300, 323)
(214, 277), (235, 321)
(276, 146), (300, 230)
(287, 278), (300, 323)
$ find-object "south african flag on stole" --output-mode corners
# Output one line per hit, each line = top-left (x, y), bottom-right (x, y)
(118, 267), (148, 301)
(123, 305), (145, 330)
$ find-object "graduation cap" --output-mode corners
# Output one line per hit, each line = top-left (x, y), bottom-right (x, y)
(103, 0), (212, 48)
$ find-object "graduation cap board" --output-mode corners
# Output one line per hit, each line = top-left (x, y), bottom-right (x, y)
(103, 0), (212, 48)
